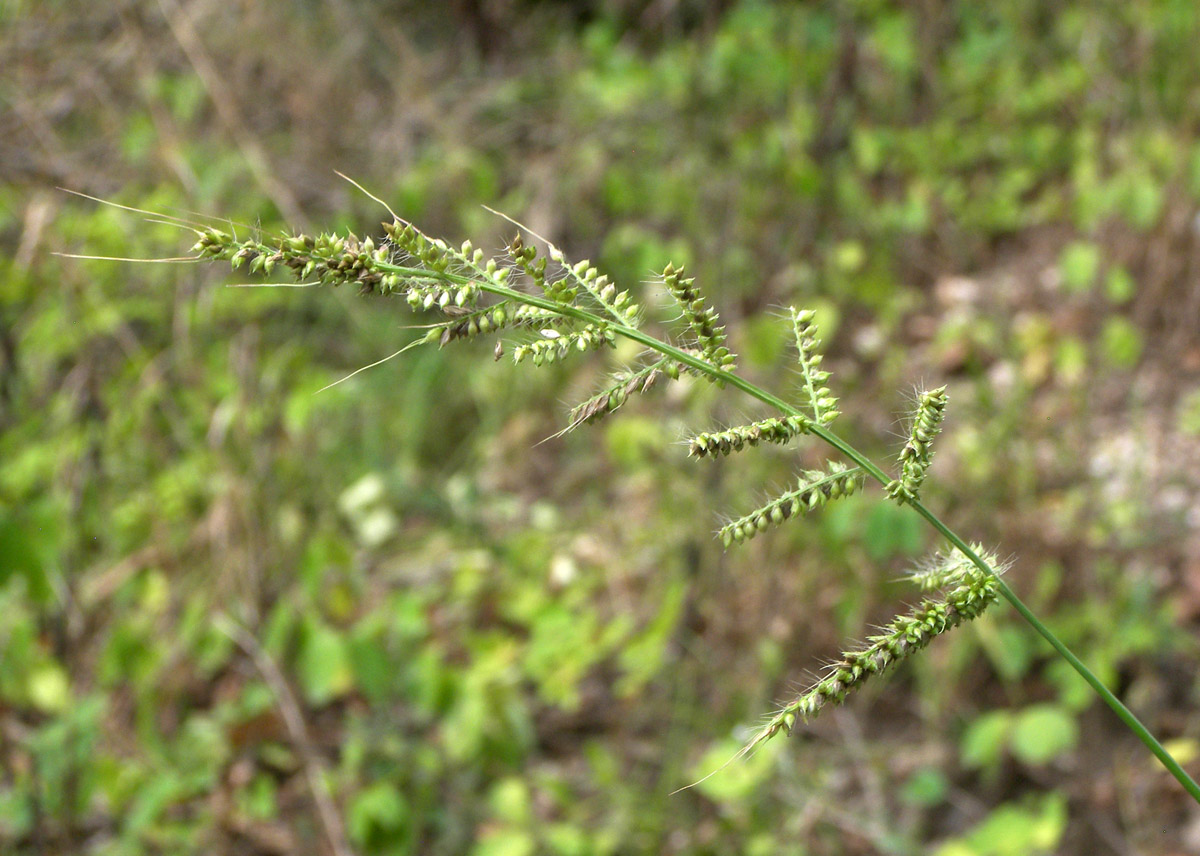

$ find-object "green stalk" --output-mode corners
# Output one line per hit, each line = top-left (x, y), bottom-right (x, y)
(377, 258), (1200, 802)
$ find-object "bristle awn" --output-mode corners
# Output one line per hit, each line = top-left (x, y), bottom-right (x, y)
(225, 281), (320, 288)
(316, 337), (429, 393)
(57, 188), (212, 230)
(668, 741), (760, 796)
(143, 217), (207, 234)
(53, 252), (201, 263)
(335, 170), (401, 223)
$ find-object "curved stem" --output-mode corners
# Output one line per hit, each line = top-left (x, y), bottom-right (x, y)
(379, 260), (1200, 802)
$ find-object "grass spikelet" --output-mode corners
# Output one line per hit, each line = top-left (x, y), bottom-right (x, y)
(662, 262), (735, 373)
(790, 307), (839, 425)
(435, 303), (559, 345)
(512, 323), (615, 366)
(505, 232), (549, 293)
(741, 545), (1002, 754)
(905, 541), (992, 590)
(484, 209), (635, 326)
(688, 415), (812, 458)
(886, 385), (948, 505)
(565, 359), (673, 431)
(718, 462), (861, 547)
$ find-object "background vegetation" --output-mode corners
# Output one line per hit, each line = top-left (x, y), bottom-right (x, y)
(4, 1), (1200, 852)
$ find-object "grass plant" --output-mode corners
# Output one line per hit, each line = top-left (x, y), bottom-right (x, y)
(84, 189), (1200, 804)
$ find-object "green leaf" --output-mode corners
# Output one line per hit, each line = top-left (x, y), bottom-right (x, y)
(960, 710), (1013, 769)
(976, 622), (1034, 682)
(1119, 172), (1163, 230)
(742, 313), (793, 369)
(833, 240), (865, 273)
(901, 767), (949, 807)
(26, 662), (71, 714)
(1100, 316), (1143, 368)
(1053, 337), (1087, 385)
(1058, 241), (1101, 293)
(605, 416), (663, 469)
(1010, 704), (1078, 765)
(1104, 266), (1135, 304)
(296, 620), (354, 706)
(863, 499), (925, 561)
(348, 782), (409, 846)
(0, 510), (54, 603)
(935, 794), (1067, 856)
(1177, 388), (1200, 436)
(348, 624), (394, 704)
(488, 777), (531, 825)
(473, 830), (535, 856)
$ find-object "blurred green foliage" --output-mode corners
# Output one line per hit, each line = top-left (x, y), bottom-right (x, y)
(4, 1), (1200, 853)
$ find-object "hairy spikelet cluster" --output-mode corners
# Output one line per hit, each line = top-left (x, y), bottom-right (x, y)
(194, 227), (401, 294)
(507, 233), (640, 325)
(906, 544), (985, 590)
(436, 303), (558, 345)
(567, 360), (675, 430)
(743, 545), (1001, 755)
(718, 463), (861, 547)
(886, 386), (948, 505)
(663, 262), (736, 373)
(193, 218), (675, 431)
(688, 415), (812, 458)
(512, 324), (615, 365)
(791, 308), (839, 426)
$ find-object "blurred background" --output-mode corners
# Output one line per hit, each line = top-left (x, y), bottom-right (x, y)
(4, 0), (1200, 853)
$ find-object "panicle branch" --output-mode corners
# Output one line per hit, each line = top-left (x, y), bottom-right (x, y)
(507, 233), (640, 325)
(663, 262), (736, 374)
(512, 324), (615, 366)
(791, 307), (839, 426)
(742, 544), (1001, 755)
(688, 415), (813, 459)
(566, 359), (675, 431)
(886, 386), (948, 505)
(718, 463), (861, 547)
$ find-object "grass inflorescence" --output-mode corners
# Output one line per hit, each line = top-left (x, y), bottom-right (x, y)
(84, 188), (1200, 803)
(887, 385), (948, 505)
(187, 214), (999, 755)
(718, 463), (862, 547)
(745, 544), (1004, 754)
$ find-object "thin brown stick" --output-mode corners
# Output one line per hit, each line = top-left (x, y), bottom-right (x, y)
(154, 0), (308, 228)
(215, 614), (355, 856)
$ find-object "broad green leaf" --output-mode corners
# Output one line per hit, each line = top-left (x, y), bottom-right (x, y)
(1058, 242), (1100, 293)
(297, 621), (354, 706)
(1100, 316), (1143, 368)
(1010, 704), (1078, 765)
(960, 710), (1012, 769)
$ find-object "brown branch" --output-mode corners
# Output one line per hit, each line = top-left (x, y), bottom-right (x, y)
(154, 0), (309, 228)
(215, 614), (355, 856)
